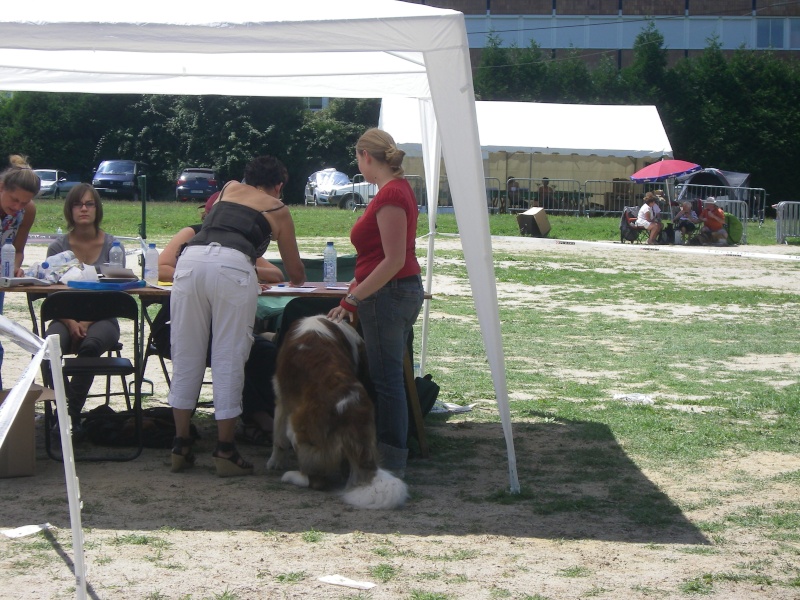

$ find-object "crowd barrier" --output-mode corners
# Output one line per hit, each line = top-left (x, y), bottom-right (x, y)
(775, 201), (800, 244)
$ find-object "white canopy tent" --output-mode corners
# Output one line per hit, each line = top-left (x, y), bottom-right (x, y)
(0, 0), (518, 492)
(382, 97), (673, 159)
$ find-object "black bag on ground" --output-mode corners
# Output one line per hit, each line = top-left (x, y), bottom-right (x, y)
(83, 405), (198, 448)
(408, 373), (440, 437)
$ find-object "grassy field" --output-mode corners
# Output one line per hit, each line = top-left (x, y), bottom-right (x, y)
(29, 198), (786, 247)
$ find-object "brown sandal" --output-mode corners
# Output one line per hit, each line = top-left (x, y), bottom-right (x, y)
(171, 437), (196, 473)
(212, 441), (254, 477)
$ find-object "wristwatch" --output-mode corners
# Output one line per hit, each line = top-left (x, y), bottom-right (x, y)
(345, 293), (361, 306)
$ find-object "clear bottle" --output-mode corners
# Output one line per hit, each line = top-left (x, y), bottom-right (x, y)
(46, 250), (77, 268)
(109, 240), (124, 267)
(323, 241), (337, 284)
(1, 238), (16, 278)
(56, 226), (63, 235)
(144, 243), (159, 285)
(38, 261), (51, 281)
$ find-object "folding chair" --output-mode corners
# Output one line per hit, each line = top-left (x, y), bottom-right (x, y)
(39, 290), (143, 461)
(619, 206), (649, 244)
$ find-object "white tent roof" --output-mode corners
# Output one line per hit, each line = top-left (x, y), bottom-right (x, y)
(382, 97), (673, 159)
(0, 0), (519, 492)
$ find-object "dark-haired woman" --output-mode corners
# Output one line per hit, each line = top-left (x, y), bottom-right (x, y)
(46, 184), (125, 438)
(0, 155), (40, 390)
(168, 155), (305, 477)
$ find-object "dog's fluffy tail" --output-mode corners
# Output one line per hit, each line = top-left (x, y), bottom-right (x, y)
(341, 469), (408, 510)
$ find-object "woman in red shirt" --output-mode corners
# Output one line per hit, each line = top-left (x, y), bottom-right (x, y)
(328, 128), (424, 477)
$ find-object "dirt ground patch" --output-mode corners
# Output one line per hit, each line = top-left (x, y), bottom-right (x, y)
(1, 239), (799, 599)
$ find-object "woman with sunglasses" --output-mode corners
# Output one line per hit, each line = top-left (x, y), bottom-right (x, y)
(46, 183), (125, 440)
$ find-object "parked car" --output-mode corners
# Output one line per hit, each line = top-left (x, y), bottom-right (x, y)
(305, 168), (351, 206)
(92, 159), (150, 200)
(327, 175), (378, 210)
(175, 167), (222, 202)
(305, 168), (377, 209)
(34, 170), (86, 199)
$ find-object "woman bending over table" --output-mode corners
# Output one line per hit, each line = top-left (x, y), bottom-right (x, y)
(328, 128), (424, 478)
(0, 155), (39, 390)
(45, 184), (125, 439)
(168, 155), (304, 477)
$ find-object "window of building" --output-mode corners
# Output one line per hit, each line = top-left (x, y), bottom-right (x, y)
(757, 18), (784, 49)
(790, 19), (800, 49)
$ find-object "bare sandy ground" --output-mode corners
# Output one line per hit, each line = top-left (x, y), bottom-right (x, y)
(1, 237), (799, 599)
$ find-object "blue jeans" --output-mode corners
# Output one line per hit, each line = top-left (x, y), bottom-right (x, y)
(358, 275), (423, 450)
(0, 291), (4, 389)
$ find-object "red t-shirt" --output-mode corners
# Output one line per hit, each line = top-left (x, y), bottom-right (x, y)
(350, 178), (420, 284)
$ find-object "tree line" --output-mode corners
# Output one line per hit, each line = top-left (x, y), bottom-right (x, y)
(474, 22), (800, 202)
(0, 94), (378, 202)
(1, 22), (798, 202)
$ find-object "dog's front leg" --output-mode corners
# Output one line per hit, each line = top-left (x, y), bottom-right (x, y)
(266, 402), (291, 470)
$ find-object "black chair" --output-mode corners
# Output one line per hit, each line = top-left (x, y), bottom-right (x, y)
(39, 290), (143, 461)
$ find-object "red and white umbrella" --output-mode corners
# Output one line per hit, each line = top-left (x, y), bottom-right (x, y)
(630, 159), (701, 183)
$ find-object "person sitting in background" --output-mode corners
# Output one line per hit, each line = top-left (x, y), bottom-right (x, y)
(674, 201), (700, 241)
(537, 177), (555, 207)
(697, 197), (728, 246)
(155, 194), (284, 446)
(635, 192), (662, 245)
(46, 184), (125, 439)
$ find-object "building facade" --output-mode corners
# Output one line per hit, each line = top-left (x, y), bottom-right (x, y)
(410, 1), (800, 66)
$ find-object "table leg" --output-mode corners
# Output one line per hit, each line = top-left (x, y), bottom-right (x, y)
(404, 349), (429, 458)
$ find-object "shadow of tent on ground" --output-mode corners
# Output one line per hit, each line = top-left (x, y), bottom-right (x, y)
(4, 415), (706, 546)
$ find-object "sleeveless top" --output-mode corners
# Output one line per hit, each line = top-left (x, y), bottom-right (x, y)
(187, 190), (281, 262)
(0, 209), (24, 246)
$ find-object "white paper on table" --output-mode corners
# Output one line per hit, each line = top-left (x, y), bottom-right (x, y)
(1, 523), (54, 538)
(260, 286), (317, 294)
(318, 575), (377, 590)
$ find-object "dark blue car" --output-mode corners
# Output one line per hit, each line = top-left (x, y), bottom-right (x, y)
(92, 160), (150, 200)
(175, 167), (221, 202)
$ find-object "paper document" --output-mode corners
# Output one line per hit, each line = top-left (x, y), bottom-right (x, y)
(261, 286), (316, 294)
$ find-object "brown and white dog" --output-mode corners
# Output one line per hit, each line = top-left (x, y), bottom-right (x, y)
(266, 315), (408, 509)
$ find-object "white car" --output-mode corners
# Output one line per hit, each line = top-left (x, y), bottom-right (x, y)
(305, 169), (377, 209)
(326, 176), (378, 210)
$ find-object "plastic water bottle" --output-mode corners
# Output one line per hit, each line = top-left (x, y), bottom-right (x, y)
(38, 261), (51, 281)
(47, 250), (77, 268)
(109, 241), (124, 267)
(323, 241), (337, 284)
(1, 239), (16, 278)
(56, 227), (63, 235)
(144, 243), (159, 284)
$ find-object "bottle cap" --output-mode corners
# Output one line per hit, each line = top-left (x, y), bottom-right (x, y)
(42, 262), (49, 268)
(149, 243), (156, 248)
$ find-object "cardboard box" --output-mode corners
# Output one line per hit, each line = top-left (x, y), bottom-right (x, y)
(517, 207), (551, 237)
(0, 384), (49, 478)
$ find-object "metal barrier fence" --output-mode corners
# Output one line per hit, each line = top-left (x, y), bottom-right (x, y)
(503, 178), (583, 215)
(775, 201), (800, 244)
(486, 178), (502, 213)
(714, 199), (749, 244)
(676, 183), (767, 220)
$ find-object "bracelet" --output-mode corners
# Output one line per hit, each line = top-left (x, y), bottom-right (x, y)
(340, 298), (357, 313)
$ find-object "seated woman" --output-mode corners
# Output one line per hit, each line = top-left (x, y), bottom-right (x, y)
(635, 192), (662, 245)
(46, 184), (125, 439)
(674, 201), (699, 241)
(155, 193), (285, 446)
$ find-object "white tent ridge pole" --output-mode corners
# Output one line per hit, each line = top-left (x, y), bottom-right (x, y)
(423, 42), (520, 494)
(417, 97), (441, 376)
(46, 334), (88, 600)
